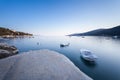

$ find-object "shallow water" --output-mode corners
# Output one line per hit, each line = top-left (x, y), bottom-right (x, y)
(0, 36), (120, 80)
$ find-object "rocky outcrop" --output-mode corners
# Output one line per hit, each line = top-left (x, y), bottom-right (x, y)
(0, 43), (18, 59)
(0, 49), (92, 80)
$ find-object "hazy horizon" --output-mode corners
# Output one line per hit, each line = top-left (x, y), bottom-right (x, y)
(0, 0), (120, 36)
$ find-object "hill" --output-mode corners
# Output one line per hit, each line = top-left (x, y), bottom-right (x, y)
(69, 25), (120, 36)
(0, 27), (33, 36)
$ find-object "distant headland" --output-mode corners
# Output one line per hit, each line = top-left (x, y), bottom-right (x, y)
(0, 27), (33, 37)
(68, 25), (120, 37)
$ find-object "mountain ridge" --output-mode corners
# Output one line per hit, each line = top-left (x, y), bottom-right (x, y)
(69, 25), (120, 36)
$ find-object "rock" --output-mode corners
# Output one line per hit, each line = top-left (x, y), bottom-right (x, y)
(0, 49), (92, 80)
(0, 43), (18, 59)
(0, 49), (10, 58)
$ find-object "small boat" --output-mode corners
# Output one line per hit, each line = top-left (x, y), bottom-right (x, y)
(112, 36), (118, 39)
(60, 43), (70, 47)
(82, 36), (85, 38)
(80, 49), (98, 62)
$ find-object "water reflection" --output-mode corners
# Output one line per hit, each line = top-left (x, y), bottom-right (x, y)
(80, 57), (97, 68)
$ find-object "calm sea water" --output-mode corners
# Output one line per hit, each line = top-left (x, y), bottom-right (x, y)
(1, 36), (120, 80)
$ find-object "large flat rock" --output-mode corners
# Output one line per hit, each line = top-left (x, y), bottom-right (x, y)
(0, 49), (92, 80)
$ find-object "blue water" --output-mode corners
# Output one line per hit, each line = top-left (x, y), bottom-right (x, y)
(1, 36), (120, 80)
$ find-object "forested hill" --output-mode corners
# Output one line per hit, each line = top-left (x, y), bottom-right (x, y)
(0, 27), (32, 36)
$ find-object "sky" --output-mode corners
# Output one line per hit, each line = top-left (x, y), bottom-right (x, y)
(0, 0), (120, 36)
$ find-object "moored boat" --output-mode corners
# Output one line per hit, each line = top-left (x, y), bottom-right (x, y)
(80, 49), (98, 62)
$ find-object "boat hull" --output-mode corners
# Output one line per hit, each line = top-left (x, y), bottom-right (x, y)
(80, 49), (97, 62)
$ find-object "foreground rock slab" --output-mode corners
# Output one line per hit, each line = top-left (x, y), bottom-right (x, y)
(0, 49), (92, 80)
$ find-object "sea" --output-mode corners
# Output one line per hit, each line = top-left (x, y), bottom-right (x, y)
(0, 35), (120, 80)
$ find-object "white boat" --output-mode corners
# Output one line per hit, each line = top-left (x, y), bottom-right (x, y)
(80, 49), (98, 62)
(113, 36), (118, 39)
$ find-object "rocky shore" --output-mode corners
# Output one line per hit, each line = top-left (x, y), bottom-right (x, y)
(0, 43), (18, 59)
(0, 49), (92, 80)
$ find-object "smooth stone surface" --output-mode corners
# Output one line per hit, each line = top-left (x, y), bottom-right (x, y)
(0, 49), (92, 80)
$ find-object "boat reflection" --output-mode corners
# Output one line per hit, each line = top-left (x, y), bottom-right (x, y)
(80, 57), (97, 68)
